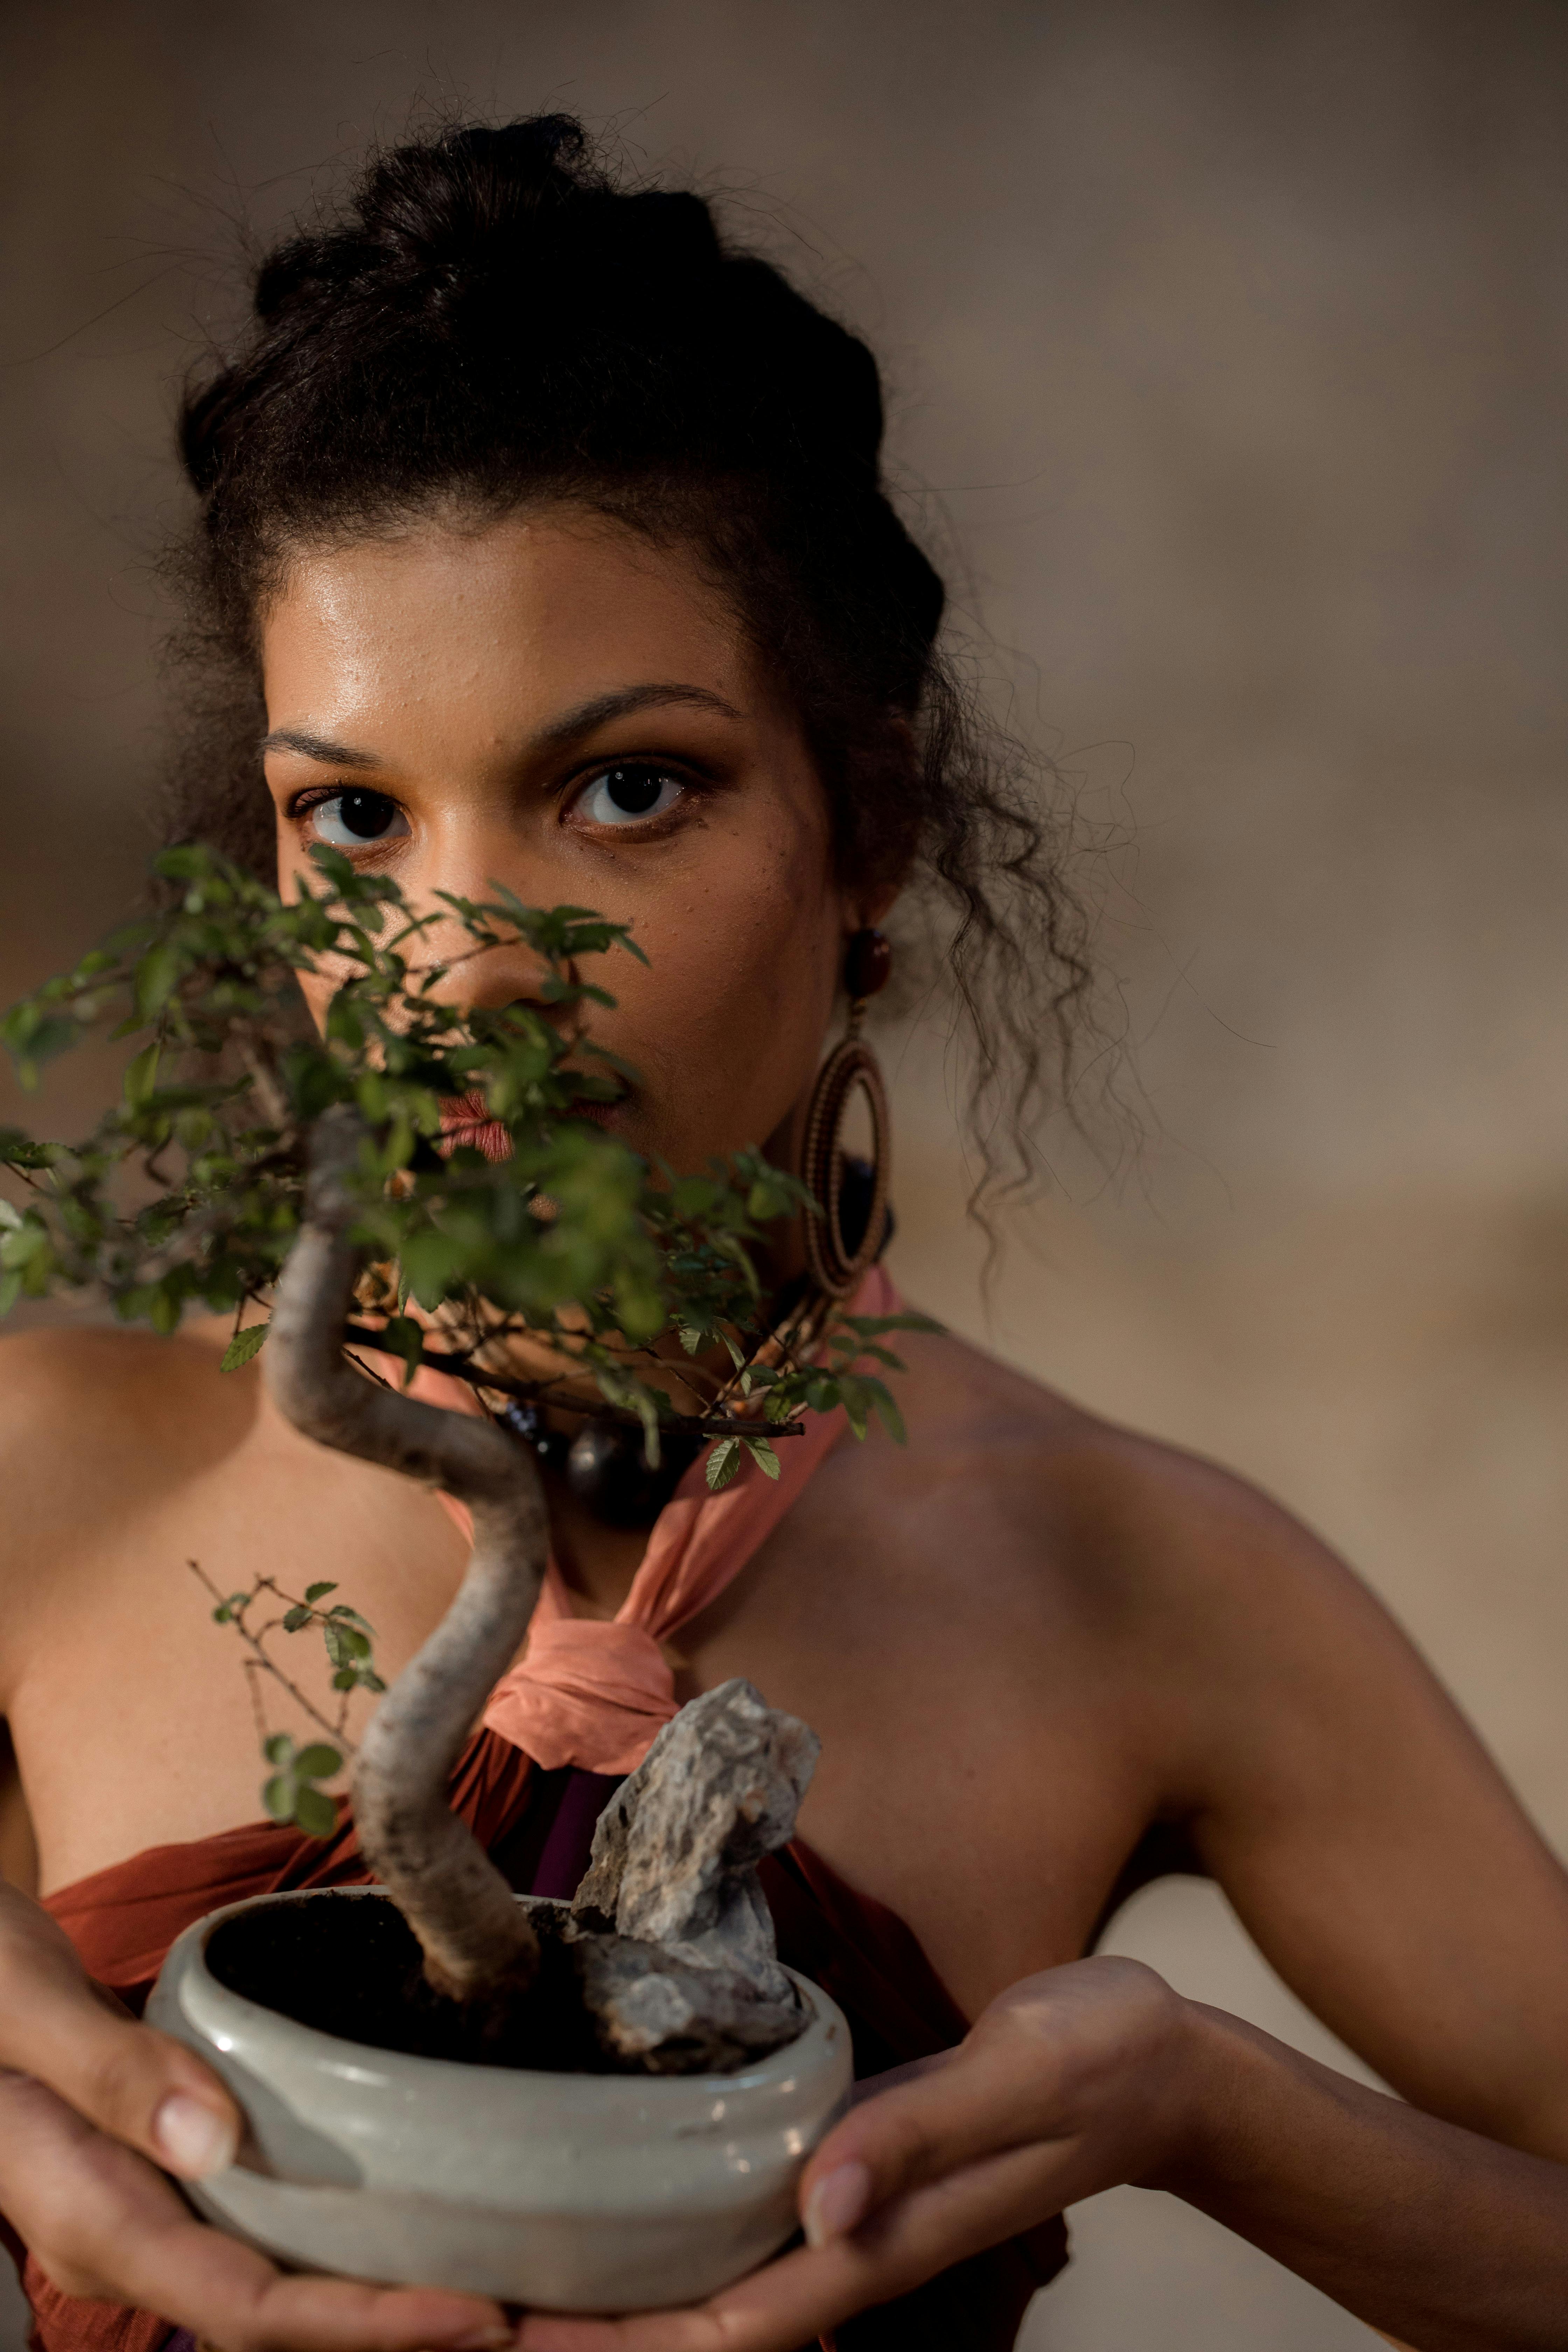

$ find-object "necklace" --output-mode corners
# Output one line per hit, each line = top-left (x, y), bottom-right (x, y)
(346, 1155), (892, 1530)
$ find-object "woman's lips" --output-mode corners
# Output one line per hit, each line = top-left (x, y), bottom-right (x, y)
(439, 1093), (513, 1161)
(438, 1091), (622, 1160)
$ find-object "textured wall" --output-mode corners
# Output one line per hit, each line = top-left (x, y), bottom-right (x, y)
(2, 3), (1566, 2343)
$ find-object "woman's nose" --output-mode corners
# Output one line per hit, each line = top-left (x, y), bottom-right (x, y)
(401, 876), (560, 1013)
(416, 936), (561, 1016)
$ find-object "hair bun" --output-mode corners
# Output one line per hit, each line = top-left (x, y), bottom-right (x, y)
(180, 112), (943, 681)
(215, 117), (888, 500)
(354, 117), (600, 269)
(246, 118), (605, 339)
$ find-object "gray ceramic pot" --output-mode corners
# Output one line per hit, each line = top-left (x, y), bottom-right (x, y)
(148, 1887), (853, 2311)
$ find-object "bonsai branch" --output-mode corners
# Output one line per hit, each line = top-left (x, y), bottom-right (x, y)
(265, 1104), (549, 2007)
(235, 1032), (291, 1133)
(342, 1321), (808, 1440)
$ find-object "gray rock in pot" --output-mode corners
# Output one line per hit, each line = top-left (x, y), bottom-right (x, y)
(558, 1677), (820, 2072)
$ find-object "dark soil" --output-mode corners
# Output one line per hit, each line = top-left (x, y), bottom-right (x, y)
(205, 1893), (616, 2072)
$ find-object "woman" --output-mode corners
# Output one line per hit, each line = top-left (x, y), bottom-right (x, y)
(2, 117), (1568, 2352)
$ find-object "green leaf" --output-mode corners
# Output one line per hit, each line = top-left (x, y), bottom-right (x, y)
(324, 1620), (372, 1665)
(842, 1312), (944, 1339)
(303, 1580), (337, 1603)
(147, 1285), (181, 1337)
(705, 1436), (742, 1492)
(293, 1743), (343, 1782)
(741, 1433), (781, 1480)
(262, 1772), (295, 1822)
(293, 1785), (338, 1840)
(123, 1042), (161, 1108)
(383, 1313), (425, 1386)
(0, 1131), (57, 1172)
(331, 1665), (358, 1691)
(745, 1174), (795, 1223)
(327, 1604), (374, 1632)
(614, 1272), (665, 1345)
(132, 941), (181, 1023)
(281, 1604), (312, 1632)
(864, 1377), (907, 1444)
(220, 1321), (269, 1371)
(262, 1731), (294, 1766)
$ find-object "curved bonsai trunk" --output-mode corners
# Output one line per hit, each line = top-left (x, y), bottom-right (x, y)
(265, 1104), (547, 2004)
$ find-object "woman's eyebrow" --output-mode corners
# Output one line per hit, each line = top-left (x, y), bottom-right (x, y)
(260, 727), (381, 768)
(259, 686), (742, 772)
(533, 682), (743, 750)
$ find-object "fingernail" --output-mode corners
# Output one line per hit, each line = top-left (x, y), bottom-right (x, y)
(152, 2091), (238, 2178)
(450, 2330), (513, 2350)
(804, 2159), (871, 2248)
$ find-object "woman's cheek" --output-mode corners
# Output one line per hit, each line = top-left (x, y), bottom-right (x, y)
(626, 934), (831, 1163)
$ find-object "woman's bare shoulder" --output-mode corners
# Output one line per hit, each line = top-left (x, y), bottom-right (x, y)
(894, 1317), (1376, 1631)
(0, 1318), (256, 1525)
(0, 1312), (241, 1405)
(886, 1321), (1464, 1790)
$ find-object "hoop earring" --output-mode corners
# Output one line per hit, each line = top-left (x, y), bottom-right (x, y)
(802, 929), (893, 1298)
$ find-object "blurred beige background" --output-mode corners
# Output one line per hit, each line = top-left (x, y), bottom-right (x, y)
(3, 1), (1566, 2344)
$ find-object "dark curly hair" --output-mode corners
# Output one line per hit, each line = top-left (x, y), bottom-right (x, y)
(163, 115), (1097, 1216)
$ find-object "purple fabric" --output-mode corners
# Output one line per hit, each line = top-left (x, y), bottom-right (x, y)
(526, 1767), (623, 1898)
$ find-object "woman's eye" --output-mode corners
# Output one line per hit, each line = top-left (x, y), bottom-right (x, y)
(575, 766), (686, 828)
(306, 790), (410, 847)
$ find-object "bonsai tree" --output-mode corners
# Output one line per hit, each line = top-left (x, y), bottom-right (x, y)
(0, 846), (921, 2029)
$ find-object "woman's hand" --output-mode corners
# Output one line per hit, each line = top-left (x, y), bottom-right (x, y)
(516, 1955), (1200, 2352)
(0, 1880), (512, 2352)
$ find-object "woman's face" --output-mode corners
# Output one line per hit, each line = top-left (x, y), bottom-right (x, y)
(260, 508), (884, 1180)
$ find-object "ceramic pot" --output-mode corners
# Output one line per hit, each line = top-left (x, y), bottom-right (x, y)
(148, 1886), (853, 2312)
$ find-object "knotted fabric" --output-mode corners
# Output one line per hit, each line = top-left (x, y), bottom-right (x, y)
(415, 1264), (900, 1775)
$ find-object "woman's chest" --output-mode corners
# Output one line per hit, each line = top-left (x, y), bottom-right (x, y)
(670, 1497), (1166, 2017)
(15, 1424), (472, 1891)
(18, 1420), (1169, 1987)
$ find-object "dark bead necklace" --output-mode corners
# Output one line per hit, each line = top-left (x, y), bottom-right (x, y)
(496, 1398), (700, 1530)
(493, 1155), (893, 1531)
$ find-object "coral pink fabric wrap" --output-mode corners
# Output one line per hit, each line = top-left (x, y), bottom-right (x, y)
(415, 1263), (900, 1775)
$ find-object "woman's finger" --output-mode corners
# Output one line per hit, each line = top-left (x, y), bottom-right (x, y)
(515, 2136), (1097, 2352)
(800, 1956), (1185, 2243)
(2, 2071), (510, 2352)
(511, 1961), (1199, 2352)
(0, 1882), (240, 2179)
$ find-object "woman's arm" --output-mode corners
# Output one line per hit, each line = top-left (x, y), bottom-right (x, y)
(516, 1956), (1568, 2352)
(1071, 1428), (1568, 2160)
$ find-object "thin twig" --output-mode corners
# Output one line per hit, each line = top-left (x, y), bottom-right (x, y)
(128, 1154), (299, 1283)
(342, 1321), (808, 1436)
(242, 1657), (271, 1753)
(189, 1560), (360, 1755)
(236, 1031), (293, 1134)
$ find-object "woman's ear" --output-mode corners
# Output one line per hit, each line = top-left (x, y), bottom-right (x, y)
(840, 710), (920, 934)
